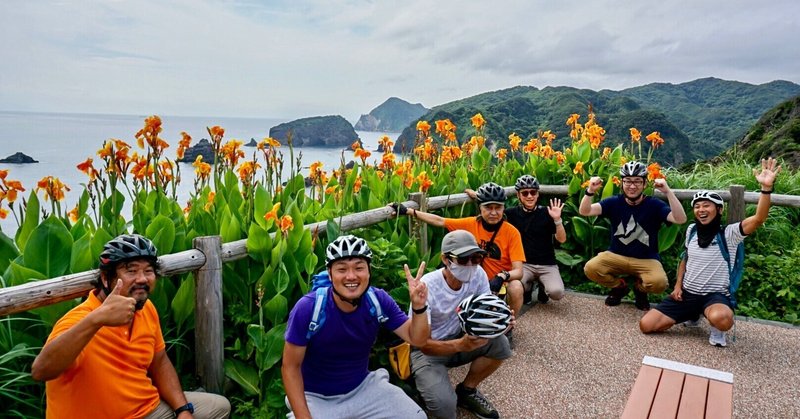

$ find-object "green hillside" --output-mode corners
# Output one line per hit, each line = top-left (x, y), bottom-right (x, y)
(394, 78), (800, 166)
(725, 95), (800, 169)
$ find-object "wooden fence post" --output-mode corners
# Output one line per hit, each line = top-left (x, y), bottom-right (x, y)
(728, 185), (746, 223)
(409, 192), (429, 255)
(193, 236), (224, 394)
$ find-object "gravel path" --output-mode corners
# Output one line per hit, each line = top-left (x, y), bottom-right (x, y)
(448, 292), (800, 418)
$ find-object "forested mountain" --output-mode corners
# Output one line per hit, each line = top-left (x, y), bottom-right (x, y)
(354, 97), (428, 131)
(393, 78), (800, 166)
(725, 95), (800, 169)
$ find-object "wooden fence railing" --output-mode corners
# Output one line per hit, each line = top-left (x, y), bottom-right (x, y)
(1, 185), (798, 392)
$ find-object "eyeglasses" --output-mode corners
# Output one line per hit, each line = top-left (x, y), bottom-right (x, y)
(519, 190), (538, 197)
(449, 254), (485, 266)
(622, 179), (645, 186)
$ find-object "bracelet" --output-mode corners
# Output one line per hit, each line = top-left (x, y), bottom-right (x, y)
(584, 189), (595, 196)
(412, 209), (417, 217)
(174, 403), (194, 415)
(760, 189), (773, 194)
(412, 304), (428, 314)
(554, 219), (563, 226)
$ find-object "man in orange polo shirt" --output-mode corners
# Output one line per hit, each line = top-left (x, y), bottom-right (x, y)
(31, 234), (230, 418)
(390, 182), (525, 337)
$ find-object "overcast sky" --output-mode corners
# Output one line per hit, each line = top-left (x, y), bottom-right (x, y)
(1, 0), (798, 122)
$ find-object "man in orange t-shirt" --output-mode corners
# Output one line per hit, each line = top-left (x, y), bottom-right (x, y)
(32, 234), (230, 419)
(390, 182), (525, 327)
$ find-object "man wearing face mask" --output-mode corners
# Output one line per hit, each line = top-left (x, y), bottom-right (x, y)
(410, 230), (512, 419)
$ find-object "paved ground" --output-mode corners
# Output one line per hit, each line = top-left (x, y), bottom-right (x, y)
(448, 292), (800, 418)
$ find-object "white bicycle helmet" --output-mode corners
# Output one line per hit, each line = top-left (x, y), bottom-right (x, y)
(326, 235), (373, 266)
(691, 190), (724, 207)
(456, 294), (512, 338)
(620, 161), (647, 178)
(514, 175), (540, 191)
(475, 182), (507, 205)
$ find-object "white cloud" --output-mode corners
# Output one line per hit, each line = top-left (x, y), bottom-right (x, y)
(1, 0), (798, 120)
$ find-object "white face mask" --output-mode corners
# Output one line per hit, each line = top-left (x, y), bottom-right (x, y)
(448, 260), (478, 283)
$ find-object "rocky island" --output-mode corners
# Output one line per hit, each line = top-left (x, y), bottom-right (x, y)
(269, 115), (358, 147)
(0, 152), (38, 164)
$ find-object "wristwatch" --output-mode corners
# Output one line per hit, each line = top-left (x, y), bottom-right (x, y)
(174, 402), (194, 415)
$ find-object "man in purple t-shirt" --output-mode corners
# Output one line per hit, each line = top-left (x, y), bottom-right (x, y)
(579, 161), (687, 310)
(281, 235), (430, 419)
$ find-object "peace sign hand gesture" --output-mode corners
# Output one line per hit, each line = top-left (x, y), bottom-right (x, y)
(404, 262), (428, 310)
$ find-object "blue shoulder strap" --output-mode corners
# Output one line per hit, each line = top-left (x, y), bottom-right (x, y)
(306, 287), (329, 340)
(306, 286), (388, 340)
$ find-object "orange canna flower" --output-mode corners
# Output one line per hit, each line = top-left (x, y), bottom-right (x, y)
(376, 170), (385, 180)
(193, 155), (212, 181)
(470, 113), (486, 130)
(378, 135), (394, 150)
(354, 147), (372, 162)
(353, 176), (363, 193)
(68, 205), (79, 223)
(580, 180), (591, 189)
(279, 215), (294, 233)
(602, 147), (611, 160)
(403, 172), (414, 189)
(496, 148), (508, 160)
(555, 151), (566, 165)
(0, 207), (8, 219)
(260, 137), (281, 148)
(380, 152), (396, 171)
(264, 202), (280, 222)
(76, 158), (99, 181)
(351, 140), (362, 151)
(646, 132), (664, 149)
(0, 169), (7, 180)
(612, 176), (621, 186)
(540, 144), (554, 159)
(36, 176), (70, 201)
(630, 128), (642, 143)
(416, 120), (431, 137)
(573, 161), (584, 175)
(177, 132), (192, 160)
(237, 161), (261, 182)
(325, 185), (338, 194)
(508, 133), (522, 151)
(416, 171), (433, 193)
(205, 191), (216, 211)
(5, 188), (17, 203)
(566, 114), (580, 127)
(542, 130), (556, 145)
(523, 138), (541, 154)
(647, 162), (665, 181)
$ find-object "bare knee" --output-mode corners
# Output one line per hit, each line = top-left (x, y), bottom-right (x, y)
(706, 311), (734, 331)
(639, 311), (673, 334)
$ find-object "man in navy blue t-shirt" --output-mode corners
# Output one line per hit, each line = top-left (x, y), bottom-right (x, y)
(579, 161), (687, 310)
(281, 235), (429, 418)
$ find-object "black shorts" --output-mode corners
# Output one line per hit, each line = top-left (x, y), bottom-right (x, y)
(653, 290), (732, 324)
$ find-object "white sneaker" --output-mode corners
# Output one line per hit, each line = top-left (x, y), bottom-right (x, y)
(683, 319), (701, 327)
(709, 327), (727, 347)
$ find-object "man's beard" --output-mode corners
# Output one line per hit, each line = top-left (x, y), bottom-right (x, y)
(130, 284), (150, 310)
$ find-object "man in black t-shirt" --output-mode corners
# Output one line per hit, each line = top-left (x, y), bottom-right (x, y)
(468, 175), (567, 304)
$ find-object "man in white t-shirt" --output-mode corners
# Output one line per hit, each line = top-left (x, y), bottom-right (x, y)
(639, 158), (781, 347)
(411, 230), (512, 419)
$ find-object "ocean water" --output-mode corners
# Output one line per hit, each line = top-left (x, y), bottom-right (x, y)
(0, 111), (399, 236)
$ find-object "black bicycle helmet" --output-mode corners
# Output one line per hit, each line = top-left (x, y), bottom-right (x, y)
(456, 294), (512, 338)
(99, 234), (158, 269)
(514, 175), (540, 191)
(475, 182), (506, 205)
(691, 190), (724, 207)
(620, 161), (647, 178)
(326, 235), (373, 266)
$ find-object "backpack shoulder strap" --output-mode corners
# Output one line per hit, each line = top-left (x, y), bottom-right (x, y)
(365, 286), (389, 324)
(716, 227), (732, 268)
(306, 287), (329, 340)
(682, 224), (698, 260)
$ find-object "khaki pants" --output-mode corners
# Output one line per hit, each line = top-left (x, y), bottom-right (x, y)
(146, 391), (231, 419)
(520, 264), (565, 300)
(583, 251), (667, 293)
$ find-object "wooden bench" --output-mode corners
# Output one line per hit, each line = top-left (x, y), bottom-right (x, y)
(621, 356), (733, 419)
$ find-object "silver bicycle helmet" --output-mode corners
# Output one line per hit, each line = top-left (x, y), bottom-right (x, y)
(691, 190), (724, 207)
(620, 161), (647, 178)
(514, 175), (540, 191)
(326, 235), (373, 266)
(99, 234), (158, 269)
(475, 182), (506, 205)
(456, 294), (512, 338)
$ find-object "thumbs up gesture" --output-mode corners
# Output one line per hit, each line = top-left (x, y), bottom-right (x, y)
(97, 279), (137, 326)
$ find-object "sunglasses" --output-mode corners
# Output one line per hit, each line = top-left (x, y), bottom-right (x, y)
(449, 254), (485, 266)
(519, 190), (538, 197)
